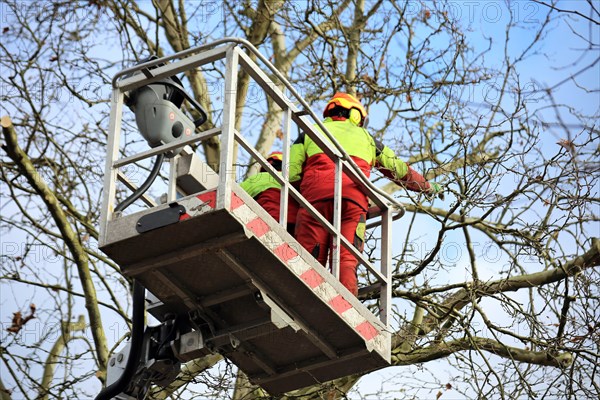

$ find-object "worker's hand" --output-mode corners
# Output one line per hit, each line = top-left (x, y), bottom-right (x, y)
(427, 182), (445, 201)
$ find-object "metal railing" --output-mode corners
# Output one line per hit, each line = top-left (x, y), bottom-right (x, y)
(99, 38), (404, 327)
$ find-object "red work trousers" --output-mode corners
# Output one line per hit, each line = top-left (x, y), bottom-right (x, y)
(295, 200), (366, 296)
(256, 188), (299, 234)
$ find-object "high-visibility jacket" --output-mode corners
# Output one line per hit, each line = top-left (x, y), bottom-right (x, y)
(239, 172), (281, 198)
(239, 172), (298, 224)
(289, 118), (431, 210)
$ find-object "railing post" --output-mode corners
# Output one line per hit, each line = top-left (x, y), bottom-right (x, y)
(380, 206), (392, 327)
(217, 47), (239, 210)
(99, 88), (124, 245)
(168, 155), (178, 202)
(279, 107), (292, 227)
(331, 158), (343, 279)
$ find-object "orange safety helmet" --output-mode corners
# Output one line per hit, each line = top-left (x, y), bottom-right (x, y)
(323, 92), (367, 126)
(266, 151), (283, 162)
(263, 151), (283, 172)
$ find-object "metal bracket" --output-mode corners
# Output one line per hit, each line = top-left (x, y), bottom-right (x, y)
(172, 330), (212, 362)
(136, 202), (186, 233)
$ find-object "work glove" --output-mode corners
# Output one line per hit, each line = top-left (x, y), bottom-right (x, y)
(427, 182), (444, 201)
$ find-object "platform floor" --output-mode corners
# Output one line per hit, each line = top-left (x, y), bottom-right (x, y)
(100, 187), (390, 394)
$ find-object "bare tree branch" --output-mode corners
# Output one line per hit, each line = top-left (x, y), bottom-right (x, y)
(39, 316), (87, 400)
(1, 116), (109, 372)
(392, 337), (573, 368)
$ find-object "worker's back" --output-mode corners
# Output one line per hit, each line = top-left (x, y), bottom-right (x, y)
(291, 118), (376, 209)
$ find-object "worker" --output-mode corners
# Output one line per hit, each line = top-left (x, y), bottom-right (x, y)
(289, 92), (442, 296)
(239, 151), (299, 234)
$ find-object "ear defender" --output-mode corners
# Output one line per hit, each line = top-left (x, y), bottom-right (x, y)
(349, 108), (362, 126)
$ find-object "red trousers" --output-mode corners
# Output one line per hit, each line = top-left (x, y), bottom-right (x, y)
(295, 200), (366, 296)
(256, 188), (298, 234)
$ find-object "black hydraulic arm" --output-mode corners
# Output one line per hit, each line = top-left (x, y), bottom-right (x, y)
(95, 281), (146, 400)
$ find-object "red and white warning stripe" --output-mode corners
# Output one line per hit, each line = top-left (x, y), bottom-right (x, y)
(178, 190), (217, 221)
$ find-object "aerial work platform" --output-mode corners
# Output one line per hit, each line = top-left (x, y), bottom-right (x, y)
(98, 38), (403, 396)
(101, 184), (390, 393)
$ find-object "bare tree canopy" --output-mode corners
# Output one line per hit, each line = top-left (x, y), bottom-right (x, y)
(1, 1), (598, 399)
